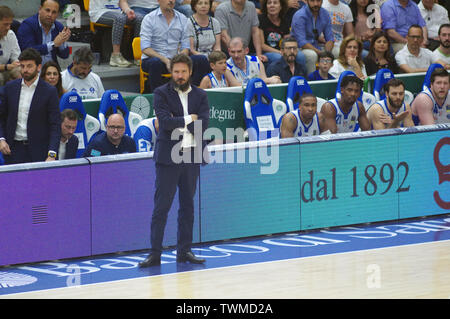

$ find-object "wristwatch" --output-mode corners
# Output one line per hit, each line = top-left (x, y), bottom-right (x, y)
(48, 151), (57, 159)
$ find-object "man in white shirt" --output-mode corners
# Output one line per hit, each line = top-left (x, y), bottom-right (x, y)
(0, 48), (60, 164)
(395, 24), (436, 73)
(61, 47), (105, 100)
(433, 24), (450, 69)
(322, 0), (354, 58)
(0, 6), (21, 86)
(418, 0), (449, 50)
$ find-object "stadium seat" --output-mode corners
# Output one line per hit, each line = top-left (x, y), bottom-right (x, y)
(133, 117), (158, 152)
(243, 78), (287, 141)
(422, 63), (445, 90)
(373, 68), (395, 100)
(286, 76), (313, 112)
(132, 37), (171, 94)
(361, 92), (376, 111)
(59, 91), (101, 158)
(98, 90), (143, 137)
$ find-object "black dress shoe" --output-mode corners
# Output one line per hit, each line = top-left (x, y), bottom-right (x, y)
(138, 254), (161, 267)
(177, 251), (205, 264)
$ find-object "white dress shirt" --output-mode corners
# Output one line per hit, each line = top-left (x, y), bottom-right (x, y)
(175, 85), (196, 149)
(14, 77), (40, 141)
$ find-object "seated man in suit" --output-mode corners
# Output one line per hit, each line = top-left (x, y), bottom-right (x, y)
(0, 48), (61, 164)
(17, 0), (70, 65)
(83, 113), (136, 157)
(58, 108), (79, 160)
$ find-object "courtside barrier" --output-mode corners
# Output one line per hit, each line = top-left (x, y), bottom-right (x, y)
(0, 124), (448, 266)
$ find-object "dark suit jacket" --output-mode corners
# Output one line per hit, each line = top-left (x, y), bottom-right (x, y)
(17, 14), (70, 62)
(153, 82), (210, 165)
(0, 78), (61, 162)
(62, 134), (79, 160)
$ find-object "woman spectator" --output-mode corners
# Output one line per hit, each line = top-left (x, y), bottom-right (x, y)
(363, 31), (399, 76)
(89, 0), (143, 67)
(349, 0), (381, 55)
(186, 0), (221, 56)
(258, 0), (306, 67)
(329, 35), (367, 80)
(41, 61), (66, 99)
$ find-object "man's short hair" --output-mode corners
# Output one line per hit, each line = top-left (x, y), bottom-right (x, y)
(18, 48), (42, 66)
(229, 37), (247, 49)
(61, 108), (78, 122)
(280, 37), (297, 49)
(73, 46), (95, 65)
(170, 54), (193, 71)
(0, 5), (14, 20)
(299, 93), (317, 105)
(430, 68), (450, 83)
(438, 24), (450, 36)
(208, 50), (227, 64)
(408, 24), (423, 35)
(40, 0), (59, 7)
(384, 78), (405, 92)
(341, 75), (363, 90)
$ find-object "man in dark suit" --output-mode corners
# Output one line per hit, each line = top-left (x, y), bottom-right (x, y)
(0, 48), (61, 164)
(58, 109), (79, 160)
(139, 54), (210, 267)
(17, 0), (70, 65)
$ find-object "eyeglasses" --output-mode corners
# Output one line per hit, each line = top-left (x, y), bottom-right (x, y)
(319, 58), (333, 64)
(107, 125), (125, 131)
(283, 46), (298, 51)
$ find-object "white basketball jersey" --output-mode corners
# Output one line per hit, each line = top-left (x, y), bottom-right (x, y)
(227, 55), (261, 86)
(422, 87), (450, 124)
(291, 109), (321, 137)
(328, 98), (360, 133)
(372, 98), (407, 128)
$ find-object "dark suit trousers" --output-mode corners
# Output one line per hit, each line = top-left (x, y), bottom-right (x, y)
(150, 161), (200, 256)
(4, 141), (33, 164)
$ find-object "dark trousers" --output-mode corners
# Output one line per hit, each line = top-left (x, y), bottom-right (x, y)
(150, 162), (200, 256)
(4, 140), (33, 165)
(141, 55), (210, 93)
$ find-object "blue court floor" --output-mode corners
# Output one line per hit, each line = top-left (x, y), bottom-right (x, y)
(1, 214), (449, 296)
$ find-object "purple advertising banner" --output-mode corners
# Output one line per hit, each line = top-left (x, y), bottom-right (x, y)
(0, 161), (91, 266)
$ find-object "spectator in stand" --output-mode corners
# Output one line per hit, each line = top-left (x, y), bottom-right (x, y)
(363, 31), (399, 76)
(290, 0), (335, 75)
(119, 0), (159, 16)
(40, 60), (66, 99)
(395, 24), (436, 73)
(17, 0), (70, 66)
(329, 35), (367, 80)
(215, 0), (267, 63)
(322, 0), (354, 58)
(61, 47), (105, 100)
(433, 24), (450, 69)
(307, 50), (335, 81)
(0, 6), (21, 86)
(199, 50), (240, 88)
(380, 0), (427, 53)
(418, 0), (449, 51)
(266, 37), (307, 83)
(140, 0), (209, 93)
(226, 36), (281, 85)
(186, 0), (221, 56)
(349, 0), (381, 56)
(88, 0), (143, 67)
(258, 0), (306, 67)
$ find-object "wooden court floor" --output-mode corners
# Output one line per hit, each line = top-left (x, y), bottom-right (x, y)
(3, 239), (449, 299)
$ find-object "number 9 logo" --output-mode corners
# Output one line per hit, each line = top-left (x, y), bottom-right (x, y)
(433, 137), (450, 209)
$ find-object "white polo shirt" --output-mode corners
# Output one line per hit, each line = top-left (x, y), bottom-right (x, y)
(61, 66), (105, 100)
(395, 45), (435, 69)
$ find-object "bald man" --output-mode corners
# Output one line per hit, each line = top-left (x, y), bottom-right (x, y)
(83, 113), (136, 157)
